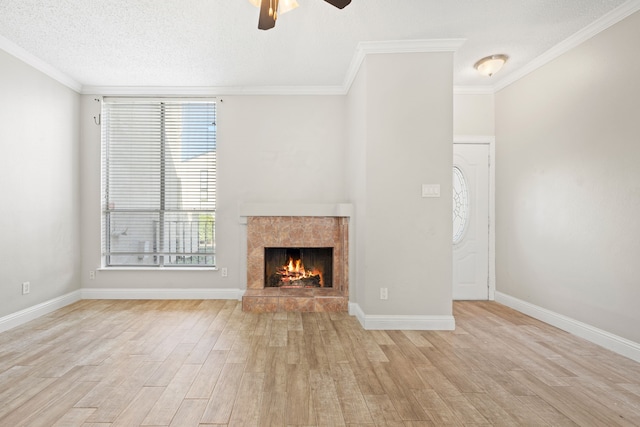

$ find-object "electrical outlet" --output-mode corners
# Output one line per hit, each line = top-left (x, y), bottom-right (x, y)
(22, 282), (30, 295)
(221, 267), (228, 277)
(380, 287), (388, 300)
(89, 270), (95, 280)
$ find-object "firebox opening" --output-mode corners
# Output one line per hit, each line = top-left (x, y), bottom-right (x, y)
(264, 247), (333, 288)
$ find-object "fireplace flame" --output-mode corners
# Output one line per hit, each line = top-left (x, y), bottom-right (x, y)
(278, 256), (324, 286)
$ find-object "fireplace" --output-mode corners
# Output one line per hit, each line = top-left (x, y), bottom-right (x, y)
(265, 247), (333, 288)
(243, 215), (349, 312)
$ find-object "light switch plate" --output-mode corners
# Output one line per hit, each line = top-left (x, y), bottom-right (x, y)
(421, 184), (441, 198)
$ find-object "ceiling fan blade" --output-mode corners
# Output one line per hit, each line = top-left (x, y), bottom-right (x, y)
(324, 0), (351, 9)
(258, 0), (276, 30)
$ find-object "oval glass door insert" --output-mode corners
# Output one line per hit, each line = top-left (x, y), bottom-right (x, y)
(453, 166), (469, 244)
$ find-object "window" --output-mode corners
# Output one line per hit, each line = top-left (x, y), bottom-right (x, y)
(452, 166), (469, 245)
(102, 98), (216, 267)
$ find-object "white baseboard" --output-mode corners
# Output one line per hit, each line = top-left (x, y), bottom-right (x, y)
(495, 292), (640, 363)
(0, 290), (81, 334)
(349, 303), (455, 330)
(81, 288), (245, 301)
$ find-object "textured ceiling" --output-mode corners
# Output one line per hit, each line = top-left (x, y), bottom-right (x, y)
(0, 0), (634, 90)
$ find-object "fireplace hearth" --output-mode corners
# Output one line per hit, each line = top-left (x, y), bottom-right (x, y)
(243, 216), (348, 313)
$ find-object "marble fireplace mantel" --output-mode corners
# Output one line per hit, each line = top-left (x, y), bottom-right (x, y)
(240, 203), (353, 313)
(238, 203), (353, 223)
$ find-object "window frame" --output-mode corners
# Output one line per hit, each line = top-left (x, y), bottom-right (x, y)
(101, 97), (217, 268)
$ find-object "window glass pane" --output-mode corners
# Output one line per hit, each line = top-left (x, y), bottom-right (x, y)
(453, 166), (469, 244)
(102, 99), (216, 267)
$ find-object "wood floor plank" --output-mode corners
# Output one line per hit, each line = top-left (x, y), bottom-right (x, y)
(331, 363), (374, 425)
(310, 369), (346, 426)
(464, 369), (549, 425)
(110, 386), (165, 427)
(12, 379), (98, 427)
(0, 372), (57, 418)
(380, 344), (428, 390)
(371, 362), (430, 421)
(168, 398), (208, 427)
(411, 389), (462, 426)
(269, 318), (289, 347)
(258, 389), (286, 425)
(245, 334), (270, 373)
(83, 361), (161, 423)
(285, 362), (314, 425)
(185, 349), (228, 399)
(141, 363), (201, 425)
(0, 366), (91, 426)
(287, 330), (307, 365)
(228, 372), (264, 426)
(52, 407), (96, 426)
(144, 343), (196, 387)
(386, 330), (431, 365)
(0, 299), (639, 427)
(508, 369), (637, 426)
(516, 395), (579, 426)
(183, 331), (221, 365)
(363, 394), (405, 427)
(200, 362), (245, 424)
(263, 346), (288, 394)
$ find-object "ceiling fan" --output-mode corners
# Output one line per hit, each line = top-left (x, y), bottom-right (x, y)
(249, 0), (351, 30)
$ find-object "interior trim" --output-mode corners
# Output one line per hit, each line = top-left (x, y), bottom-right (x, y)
(350, 303), (456, 331)
(0, 34), (82, 92)
(0, 290), (81, 334)
(453, 136), (496, 300)
(493, 0), (640, 93)
(80, 287), (245, 301)
(496, 292), (640, 363)
(5, 0), (640, 98)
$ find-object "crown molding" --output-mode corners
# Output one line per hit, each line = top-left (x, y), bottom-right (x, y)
(341, 39), (466, 94)
(5, 0), (639, 98)
(81, 85), (346, 96)
(493, 0), (640, 92)
(0, 34), (82, 93)
(85, 39), (466, 97)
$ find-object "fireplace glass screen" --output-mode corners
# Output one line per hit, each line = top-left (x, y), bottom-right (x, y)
(264, 247), (333, 288)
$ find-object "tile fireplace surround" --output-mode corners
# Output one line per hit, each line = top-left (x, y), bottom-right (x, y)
(242, 214), (349, 313)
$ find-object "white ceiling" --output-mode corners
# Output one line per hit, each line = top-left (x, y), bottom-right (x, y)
(0, 0), (637, 92)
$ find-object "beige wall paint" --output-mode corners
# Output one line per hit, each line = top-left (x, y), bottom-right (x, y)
(80, 52), (454, 319)
(348, 52), (454, 316)
(0, 50), (81, 318)
(346, 58), (368, 308)
(496, 11), (640, 343)
(454, 93), (495, 136)
(79, 94), (347, 289)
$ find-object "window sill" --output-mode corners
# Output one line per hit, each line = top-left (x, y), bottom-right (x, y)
(97, 267), (218, 272)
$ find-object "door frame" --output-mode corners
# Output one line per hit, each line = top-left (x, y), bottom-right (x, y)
(453, 135), (496, 300)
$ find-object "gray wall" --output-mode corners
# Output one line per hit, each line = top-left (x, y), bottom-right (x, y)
(496, 11), (640, 343)
(0, 49), (81, 318)
(454, 93), (495, 136)
(79, 51), (456, 319)
(347, 52), (454, 316)
(80, 94), (348, 290)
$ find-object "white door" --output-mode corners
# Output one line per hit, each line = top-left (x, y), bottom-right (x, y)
(453, 143), (490, 300)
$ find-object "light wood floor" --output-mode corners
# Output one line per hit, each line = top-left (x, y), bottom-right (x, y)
(1, 300), (640, 426)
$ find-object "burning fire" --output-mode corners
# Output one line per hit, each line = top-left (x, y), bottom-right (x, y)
(277, 256), (324, 286)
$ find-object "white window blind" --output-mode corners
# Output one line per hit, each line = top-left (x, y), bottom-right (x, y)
(102, 98), (216, 267)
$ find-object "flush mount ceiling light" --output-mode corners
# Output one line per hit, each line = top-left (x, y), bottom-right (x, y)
(249, 0), (351, 30)
(474, 54), (509, 77)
